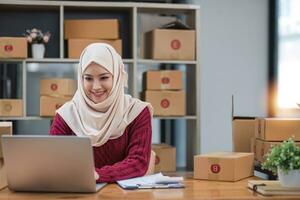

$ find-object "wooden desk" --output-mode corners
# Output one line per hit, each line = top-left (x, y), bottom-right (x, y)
(0, 172), (299, 200)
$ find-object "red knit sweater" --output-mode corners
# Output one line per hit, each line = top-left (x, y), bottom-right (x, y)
(49, 107), (152, 183)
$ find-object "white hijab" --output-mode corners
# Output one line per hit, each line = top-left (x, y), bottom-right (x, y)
(57, 43), (152, 147)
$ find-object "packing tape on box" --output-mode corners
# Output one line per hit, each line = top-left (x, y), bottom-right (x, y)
(160, 71), (170, 90)
(208, 158), (220, 180)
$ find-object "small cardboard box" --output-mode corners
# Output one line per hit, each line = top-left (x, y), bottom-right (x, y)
(0, 159), (7, 190)
(64, 19), (119, 39)
(0, 37), (27, 58)
(0, 99), (23, 117)
(145, 29), (195, 60)
(67, 38), (122, 58)
(254, 139), (300, 162)
(40, 78), (76, 97)
(143, 70), (183, 90)
(232, 117), (256, 152)
(255, 118), (300, 141)
(40, 96), (72, 117)
(0, 122), (12, 158)
(144, 90), (185, 116)
(152, 144), (176, 172)
(194, 152), (254, 181)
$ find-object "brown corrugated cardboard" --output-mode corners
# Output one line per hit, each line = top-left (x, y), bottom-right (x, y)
(232, 117), (256, 152)
(0, 37), (27, 58)
(0, 159), (7, 190)
(68, 38), (122, 58)
(152, 144), (176, 172)
(40, 96), (72, 117)
(0, 122), (12, 158)
(0, 99), (23, 117)
(145, 29), (195, 60)
(255, 118), (300, 141)
(143, 70), (183, 90)
(64, 19), (119, 39)
(40, 78), (76, 97)
(254, 139), (300, 162)
(194, 152), (254, 181)
(144, 90), (185, 116)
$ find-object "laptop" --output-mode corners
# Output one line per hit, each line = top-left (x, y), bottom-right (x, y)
(1, 135), (106, 193)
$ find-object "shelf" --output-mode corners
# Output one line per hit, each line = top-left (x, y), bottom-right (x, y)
(25, 58), (134, 64)
(138, 59), (197, 65)
(154, 115), (197, 120)
(0, 116), (48, 121)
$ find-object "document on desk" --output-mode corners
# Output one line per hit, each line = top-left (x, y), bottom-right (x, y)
(117, 173), (185, 190)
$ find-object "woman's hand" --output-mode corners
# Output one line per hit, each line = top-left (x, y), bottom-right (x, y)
(94, 170), (99, 181)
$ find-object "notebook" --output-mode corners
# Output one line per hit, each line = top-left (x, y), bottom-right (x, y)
(1, 135), (106, 193)
(248, 180), (300, 196)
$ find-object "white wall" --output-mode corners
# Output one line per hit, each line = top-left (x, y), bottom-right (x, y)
(189, 0), (269, 153)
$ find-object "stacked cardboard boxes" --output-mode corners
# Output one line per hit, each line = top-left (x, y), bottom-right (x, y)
(64, 19), (122, 58)
(143, 70), (185, 116)
(0, 122), (12, 190)
(0, 37), (27, 58)
(40, 78), (76, 117)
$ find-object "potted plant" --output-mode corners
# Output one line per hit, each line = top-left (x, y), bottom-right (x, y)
(262, 138), (300, 187)
(24, 28), (51, 59)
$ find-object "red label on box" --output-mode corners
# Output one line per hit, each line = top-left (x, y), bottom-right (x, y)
(161, 99), (170, 108)
(155, 155), (160, 165)
(161, 77), (170, 84)
(55, 104), (62, 109)
(4, 104), (12, 112)
(210, 164), (221, 174)
(51, 83), (58, 91)
(4, 45), (13, 52)
(171, 39), (181, 50)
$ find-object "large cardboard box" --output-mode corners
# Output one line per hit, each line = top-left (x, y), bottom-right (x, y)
(0, 159), (7, 190)
(64, 19), (119, 39)
(0, 122), (12, 158)
(194, 152), (254, 181)
(152, 144), (176, 172)
(40, 96), (72, 117)
(254, 139), (300, 162)
(0, 99), (23, 117)
(145, 29), (195, 60)
(40, 78), (76, 97)
(143, 70), (183, 90)
(68, 38), (122, 58)
(0, 37), (27, 58)
(144, 90), (185, 116)
(255, 118), (300, 141)
(232, 117), (256, 152)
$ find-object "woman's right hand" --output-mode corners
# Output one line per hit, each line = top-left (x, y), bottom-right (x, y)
(94, 170), (99, 181)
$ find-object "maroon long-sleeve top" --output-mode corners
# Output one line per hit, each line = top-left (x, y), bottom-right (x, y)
(49, 107), (152, 183)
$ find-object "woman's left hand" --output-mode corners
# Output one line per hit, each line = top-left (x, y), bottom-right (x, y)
(94, 170), (99, 181)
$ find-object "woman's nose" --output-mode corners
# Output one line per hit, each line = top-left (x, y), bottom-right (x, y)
(92, 81), (102, 90)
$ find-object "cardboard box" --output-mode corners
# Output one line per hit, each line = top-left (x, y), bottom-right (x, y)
(0, 37), (27, 58)
(40, 96), (72, 117)
(64, 19), (119, 39)
(254, 139), (300, 162)
(144, 90), (185, 116)
(143, 70), (183, 90)
(0, 99), (23, 117)
(232, 117), (256, 152)
(40, 78), (76, 97)
(152, 144), (176, 172)
(145, 29), (195, 60)
(67, 38), (122, 58)
(0, 122), (12, 158)
(255, 118), (300, 141)
(194, 152), (254, 181)
(0, 159), (7, 190)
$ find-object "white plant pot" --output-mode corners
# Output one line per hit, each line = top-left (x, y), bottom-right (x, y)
(278, 169), (300, 187)
(31, 43), (45, 59)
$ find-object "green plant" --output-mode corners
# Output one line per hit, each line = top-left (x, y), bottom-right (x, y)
(262, 138), (300, 175)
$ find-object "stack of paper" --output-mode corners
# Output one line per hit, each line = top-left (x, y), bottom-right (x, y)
(117, 173), (184, 190)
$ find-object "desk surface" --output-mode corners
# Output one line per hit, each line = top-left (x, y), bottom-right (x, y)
(0, 172), (299, 200)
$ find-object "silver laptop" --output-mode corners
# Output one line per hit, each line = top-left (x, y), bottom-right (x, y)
(1, 135), (106, 193)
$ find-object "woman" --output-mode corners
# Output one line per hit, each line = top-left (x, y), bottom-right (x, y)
(50, 43), (153, 183)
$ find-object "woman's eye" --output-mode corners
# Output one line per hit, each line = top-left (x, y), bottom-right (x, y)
(100, 76), (109, 80)
(84, 77), (93, 81)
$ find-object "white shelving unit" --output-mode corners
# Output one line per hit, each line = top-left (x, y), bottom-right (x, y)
(0, 0), (200, 169)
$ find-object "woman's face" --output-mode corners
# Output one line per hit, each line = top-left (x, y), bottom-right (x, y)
(83, 62), (113, 104)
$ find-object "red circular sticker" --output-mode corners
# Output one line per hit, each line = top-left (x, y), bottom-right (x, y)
(55, 104), (62, 109)
(210, 164), (221, 174)
(155, 156), (160, 165)
(161, 77), (170, 84)
(51, 83), (58, 91)
(170, 39), (181, 50)
(4, 104), (12, 112)
(4, 45), (13, 52)
(160, 99), (170, 108)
